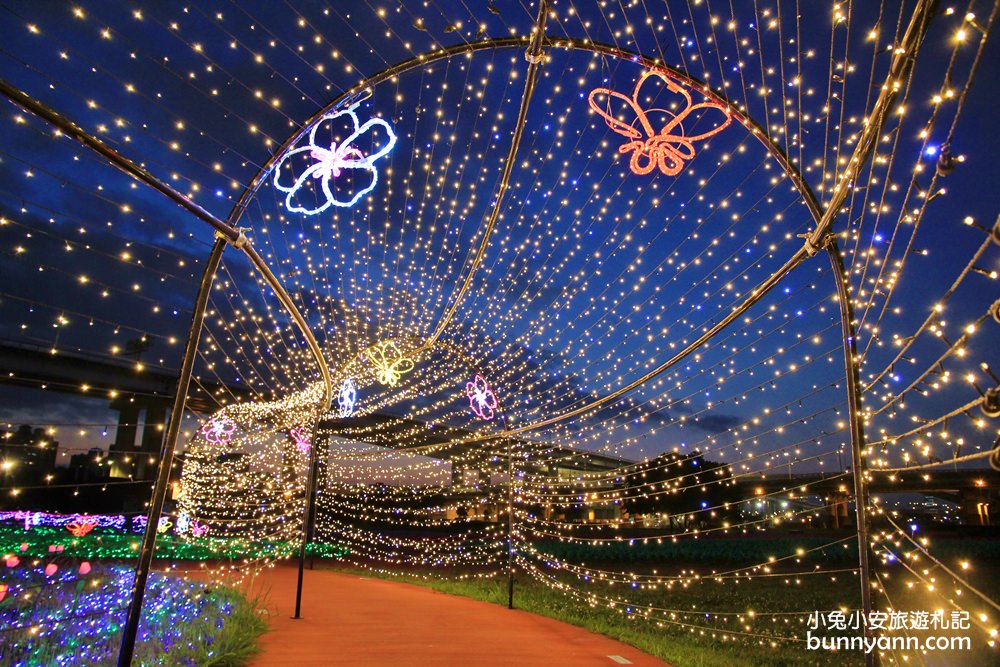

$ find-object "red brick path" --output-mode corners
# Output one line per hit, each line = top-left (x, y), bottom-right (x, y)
(248, 565), (669, 666)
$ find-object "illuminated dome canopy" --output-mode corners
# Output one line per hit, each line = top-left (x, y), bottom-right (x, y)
(1, 0), (997, 658)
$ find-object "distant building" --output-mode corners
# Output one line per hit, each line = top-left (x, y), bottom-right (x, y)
(0, 425), (59, 481)
(68, 447), (108, 483)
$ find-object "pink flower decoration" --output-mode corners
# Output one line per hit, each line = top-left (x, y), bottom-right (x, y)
(19, 543), (28, 552)
(44, 563), (58, 576)
(47, 545), (56, 553)
(5, 555), (19, 567)
(78, 561), (91, 575)
(200, 415), (237, 445)
(466, 374), (499, 421)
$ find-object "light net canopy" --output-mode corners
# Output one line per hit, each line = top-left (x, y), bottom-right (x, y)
(0, 0), (998, 659)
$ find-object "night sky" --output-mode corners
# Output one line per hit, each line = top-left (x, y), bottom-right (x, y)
(0, 0), (998, 478)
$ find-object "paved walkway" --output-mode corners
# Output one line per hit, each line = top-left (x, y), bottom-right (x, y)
(248, 566), (668, 666)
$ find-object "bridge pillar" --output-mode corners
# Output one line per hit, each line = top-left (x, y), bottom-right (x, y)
(111, 396), (140, 453)
(109, 394), (171, 480)
(136, 400), (169, 480)
(826, 492), (850, 530)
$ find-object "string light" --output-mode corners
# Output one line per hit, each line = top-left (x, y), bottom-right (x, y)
(0, 2), (995, 663)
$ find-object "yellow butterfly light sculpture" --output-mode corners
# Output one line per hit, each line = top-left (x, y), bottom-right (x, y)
(366, 341), (415, 387)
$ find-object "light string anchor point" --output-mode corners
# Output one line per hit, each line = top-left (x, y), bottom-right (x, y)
(217, 227), (252, 250)
(525, 49), (545, 64)
(798, 231), (831, 257)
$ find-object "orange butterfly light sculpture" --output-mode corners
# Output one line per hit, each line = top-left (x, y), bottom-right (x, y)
(588, 70), (732, 176)
(66, 517), (97, 537)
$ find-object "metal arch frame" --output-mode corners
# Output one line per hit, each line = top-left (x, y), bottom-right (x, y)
(226, 34), (827, 433)
(0, 31), (860, 663)
(0, 80), (333, 666)
(227, 18), (939, 661)
(0, 0), (940, 658)
(223, 26), (838, 632)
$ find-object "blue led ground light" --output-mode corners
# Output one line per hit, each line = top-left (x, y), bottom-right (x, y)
(1, 560), (247, 666)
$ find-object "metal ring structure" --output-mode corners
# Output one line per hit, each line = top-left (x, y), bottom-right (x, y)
(232, 36), (827, 443)
(2, 13), (947, 662)
(226, 33), (900, 657)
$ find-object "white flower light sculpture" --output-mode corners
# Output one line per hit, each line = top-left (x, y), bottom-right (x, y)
(337, 378), (358, 418)
(273, 102), (397, 213)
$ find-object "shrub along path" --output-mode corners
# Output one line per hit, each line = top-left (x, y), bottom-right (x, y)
(248, 565), (668, 666)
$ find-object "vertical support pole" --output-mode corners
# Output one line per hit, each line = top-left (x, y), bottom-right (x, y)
(310, 430), (328, 572)
(827, 240), (877, 667)
(507, 435), (515, 609)
(294, 421), (324, 619)
(117, 235), (227, 667)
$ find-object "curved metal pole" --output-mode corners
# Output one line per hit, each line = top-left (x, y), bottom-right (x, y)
(293, 420), (324, 619)
(826, 238), (877, 666)
(0, 80), (240, 245)
(0, 79), (332, 410)
(816, 7), (937, 664)
(803, 0), (939, 252)
(425, 0), (550, 347)
(116, 235), (227, 667)
(240, 243), (332, 408)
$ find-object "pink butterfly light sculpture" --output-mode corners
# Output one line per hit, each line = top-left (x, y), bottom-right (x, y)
(588, 70), (732, 176)
(466, 374), (498, 421)
(290, 426), (311, 454)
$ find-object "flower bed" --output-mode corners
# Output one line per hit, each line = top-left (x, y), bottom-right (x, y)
(1, 546), (266, 666)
